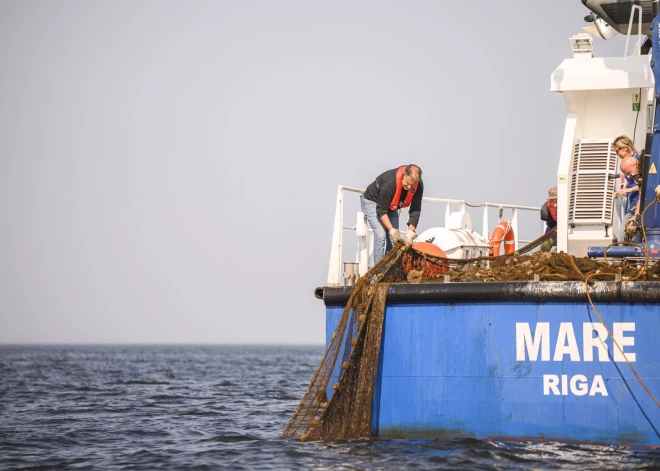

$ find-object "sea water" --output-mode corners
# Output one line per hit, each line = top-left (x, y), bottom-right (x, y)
(1, 345), (659, 470)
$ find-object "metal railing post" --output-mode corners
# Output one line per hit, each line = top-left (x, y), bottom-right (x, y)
(356, 211), (369, 276)
(326, 186), (344, 286)
(511, 208), (519, 250)
(482, 207), (489, 240)
(444, 203), (451, 229)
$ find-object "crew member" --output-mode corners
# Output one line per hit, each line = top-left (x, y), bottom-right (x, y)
(361, 164), (424, 263)
(613, 136), (640, 242)
(540, 186), (557, 234)
(540, 186), (557, 252)
(615, 156), (641, 242)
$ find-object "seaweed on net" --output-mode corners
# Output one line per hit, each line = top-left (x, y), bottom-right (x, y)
(284, 228), (660, 441)
(282, 247), (403, 441)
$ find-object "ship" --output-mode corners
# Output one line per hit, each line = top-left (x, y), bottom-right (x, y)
(287, 0), (660, 446)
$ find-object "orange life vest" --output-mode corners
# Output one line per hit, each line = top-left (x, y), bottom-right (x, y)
(548, 200), (557, 222)
(389, 166), (419, 211)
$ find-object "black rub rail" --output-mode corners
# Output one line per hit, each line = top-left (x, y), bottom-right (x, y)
(315, 281), (660, 305)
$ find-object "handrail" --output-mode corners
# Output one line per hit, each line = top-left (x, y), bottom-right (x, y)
(624, 5), (643, 57)
(336, 185), (467, 206)
(326, 185), (541, 286)
(482, 202), (541, 211)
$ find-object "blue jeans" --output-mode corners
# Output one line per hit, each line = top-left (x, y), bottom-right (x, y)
(615, 197), (628, 242)
(361, 196), (399, 264)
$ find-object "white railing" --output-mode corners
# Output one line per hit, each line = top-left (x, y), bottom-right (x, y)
(326, 185), (541, 286)
(624, 5), (643, 56)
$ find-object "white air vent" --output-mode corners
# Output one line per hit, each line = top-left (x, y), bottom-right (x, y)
(568, 139), (617, 226)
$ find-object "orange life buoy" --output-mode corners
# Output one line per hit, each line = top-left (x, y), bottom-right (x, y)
(489, 221), (515, 256)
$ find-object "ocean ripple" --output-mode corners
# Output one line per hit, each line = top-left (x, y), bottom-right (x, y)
(1, 345), (660, 470)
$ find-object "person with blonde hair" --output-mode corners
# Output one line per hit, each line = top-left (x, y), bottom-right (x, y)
(612, 136), (640, 242)
(613, 135), (640, 160)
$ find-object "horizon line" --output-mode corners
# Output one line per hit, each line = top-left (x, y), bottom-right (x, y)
(0, 342), (325, 347)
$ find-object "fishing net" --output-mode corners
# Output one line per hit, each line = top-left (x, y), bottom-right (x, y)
(283, 247), (404, 441)
(284, 227), (660, 441)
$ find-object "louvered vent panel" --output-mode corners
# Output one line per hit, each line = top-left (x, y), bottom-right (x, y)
(568, 139), (617, 225)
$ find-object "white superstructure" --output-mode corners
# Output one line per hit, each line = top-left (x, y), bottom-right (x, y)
(551, 25), (655, 255)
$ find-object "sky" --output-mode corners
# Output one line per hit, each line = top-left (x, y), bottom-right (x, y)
(0, 1), (634, 344)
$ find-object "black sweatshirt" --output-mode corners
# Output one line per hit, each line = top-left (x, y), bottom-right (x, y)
(363, 168), (424, 228)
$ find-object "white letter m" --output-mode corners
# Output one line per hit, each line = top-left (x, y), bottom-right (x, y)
(516, 322), (550, 361)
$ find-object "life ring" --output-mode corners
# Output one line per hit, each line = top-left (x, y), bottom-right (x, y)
(489, 221), (515, 256)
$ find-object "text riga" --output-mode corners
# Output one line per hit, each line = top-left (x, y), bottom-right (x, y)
(543, 374), (608, 396)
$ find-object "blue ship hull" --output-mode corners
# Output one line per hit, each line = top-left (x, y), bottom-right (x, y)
(319, 282), (660, 446)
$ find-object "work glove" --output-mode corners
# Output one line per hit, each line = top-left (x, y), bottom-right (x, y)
(403, 230), (416, 247)
(540, 238), (554, 253)
(656, 185), (660, 203)
(388, 228), (401, 244)
(625, 219), (638, 240)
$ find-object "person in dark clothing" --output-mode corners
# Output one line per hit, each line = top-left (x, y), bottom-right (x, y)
(361, 164), (424, 263)
(540, 186), (558, 233)
(540, 186), (557, 252)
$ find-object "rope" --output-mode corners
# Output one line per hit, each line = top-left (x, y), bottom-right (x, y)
(584, 274), (660, 408)
(583, 198), (660, 409)
(411, 227), (556, 265)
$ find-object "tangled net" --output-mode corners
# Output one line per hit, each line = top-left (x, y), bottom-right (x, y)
(283, 247), (404, 441)
(411, 250), (660, 283)
(284, 225), (660, 441)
